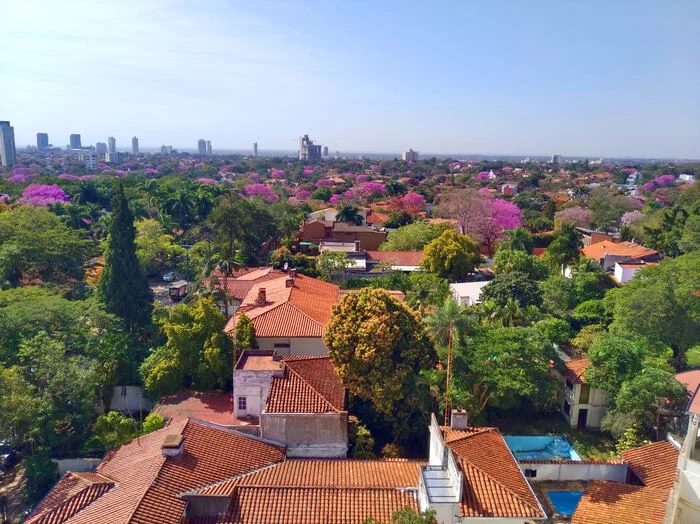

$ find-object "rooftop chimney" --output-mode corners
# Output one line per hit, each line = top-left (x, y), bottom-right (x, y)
(354, 240), (361, 252)
(161, 434), (184, 458)
(285, 277), (294, 288)
(450, 409), (469, 430)
(257, 288), (267, 305)
(290, 269), (297, 278)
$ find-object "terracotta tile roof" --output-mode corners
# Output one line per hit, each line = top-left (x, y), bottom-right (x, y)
(365, 251), (424, 267)
(184, 460), (422, 523)
(153, 390), (239, 426)
(571, 480), (668, 524)
(224, 275), (339, 337)
(620, 441), (679, 490)
(581, 241), (658, 261)
(265, 357), (346, 414)
(28, 419), (285, 524)
(365, 211), (391, 226)
(675, 369), (700, 414)
(27, 472), (114, 524)
(193, 460), (422, 495)
(562, 358), (590, 384)
(207, 267), (284, 301)
(442, 427), (544, 518)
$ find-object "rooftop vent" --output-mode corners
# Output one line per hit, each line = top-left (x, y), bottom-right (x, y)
(161, 434), (184, 458)
(450, 409), (469, 430)
(257, 288), (267, 305)
(285, 277), (294, 288)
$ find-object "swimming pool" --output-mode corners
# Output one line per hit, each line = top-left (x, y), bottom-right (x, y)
(548, 491), (584, 516)
(502, 436), (582, 461)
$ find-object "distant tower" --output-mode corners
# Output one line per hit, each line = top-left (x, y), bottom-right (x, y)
(96, 142), (107, 155)
(206, 140), (212, 156)
(0, 121), (17, 168)
(298, 134), (322, 161)
(70, 134), (82, 149)
(108, 137), (116, 154)
(551, 154), (560, 165)
(253, 142), (258, 157)
(37, 132), (49, 150)
(197, 139), (206, 156)
(132, 136), (139, 155)
(402, 149), (418, 162)
(323, 146), (329, 157)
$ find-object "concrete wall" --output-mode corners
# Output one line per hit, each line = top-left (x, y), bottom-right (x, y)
(518, 461), (627, 482)
(255, 337), (328, 356)
(261, 413), (348, 458)
(232, 368), (282, 418)
(108, 386), (154, 413)
(53, 458), (102, 476)
(561, 383), (608, 429)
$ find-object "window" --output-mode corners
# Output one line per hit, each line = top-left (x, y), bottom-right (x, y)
(524, 469), (537, 478)
(237, 397), (247, 411)
(274, 343), (290, 349)
(563, 401), (570, 416)
(565, 380), (574, 391)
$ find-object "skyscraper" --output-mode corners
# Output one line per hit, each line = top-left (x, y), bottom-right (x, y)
(551, 154), (560, 165)
(37, 132), (49, 150)
(108, 137), (116, 154)
(132, 136), (139, 155)
(70, 134), (82, 149)
(402, 149), (418, 162)
(253, 142), (258, 157)
(96, 142), (107, 156)
(298, 134), (322, 161)
(197, 139), (206, 156)
(323, 146), (329, 157)
(206, 140), (212, 156)
(0, 121), (17, 168)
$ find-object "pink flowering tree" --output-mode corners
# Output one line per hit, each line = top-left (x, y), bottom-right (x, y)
(316, 179), (333, 187)
(621, 210), (644, 227)
(59, 173), (79, 180)
(296, 189), (311, 200)
(245, 183), (279, 202)
(653, 174), (675, 187)
(270, 168), (285, 178)
(197, 177), (218, 184)
(303, 166), (314, 175)
(394, 192), (426, 213)
(555, 207), (590, 227)
(22, 184), (70, 206)
(642, 182), (656, 192)
(474, 171), (490, 182)
(358, 181), (386, 198)
(329, 194), (341, 204)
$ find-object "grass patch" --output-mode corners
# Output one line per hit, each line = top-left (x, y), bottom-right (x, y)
(687, 346), (700, 368)
(489, 412), (617, 460)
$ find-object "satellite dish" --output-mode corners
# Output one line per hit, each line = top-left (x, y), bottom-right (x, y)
(283, 262), (289, 271)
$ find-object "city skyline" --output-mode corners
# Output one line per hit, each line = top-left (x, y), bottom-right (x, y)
(1, 1), (699, 158)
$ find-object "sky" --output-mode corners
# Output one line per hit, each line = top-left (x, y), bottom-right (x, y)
(1, 0), (699, 158)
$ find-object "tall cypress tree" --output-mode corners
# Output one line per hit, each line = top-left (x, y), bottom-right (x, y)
(97, 183), (153, 330)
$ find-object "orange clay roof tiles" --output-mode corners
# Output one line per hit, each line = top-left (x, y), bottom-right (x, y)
(224, 275), (339, 337)
(365, 251), (424, 266)
(581, 240), (658, 261)
(620, 441), (679, 490)
(264, 356), (345, 414)
(442, 427), (545, 518)
(571, 480), (669, 524)
(562, 358), (590, 384)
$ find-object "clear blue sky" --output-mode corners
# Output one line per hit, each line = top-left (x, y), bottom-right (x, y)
(1, 0), (698, 158)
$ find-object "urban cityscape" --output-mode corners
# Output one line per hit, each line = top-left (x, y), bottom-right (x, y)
(0, 1), (699, 524)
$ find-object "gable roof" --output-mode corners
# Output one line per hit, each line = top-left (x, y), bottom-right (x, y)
(562, 358), (590, 384)
(582, 241), (658, 261)
(365, 251), (424, 267)
(27, 420), (285, 524)
(224, 274), (339, 337)
(675, 369), (700, 414)
(620, 441), (679, 490)
(183, 460), (422, 524)
(571, 480), (669, 524)
(265, 356), (345, 414)
(443, 427), (545, 518)
(207, 267), (284, 301)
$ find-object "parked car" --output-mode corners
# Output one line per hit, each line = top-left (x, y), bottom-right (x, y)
(162, 271), (176, 282)
(1, 440), (17, 470)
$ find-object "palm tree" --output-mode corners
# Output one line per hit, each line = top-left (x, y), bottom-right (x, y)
(498, 227), (534, 254)
(211, 248), (245, 317)
(138, 179), (160, 218)
(336, 205), (363, 225)
(425, 298), (473, 426)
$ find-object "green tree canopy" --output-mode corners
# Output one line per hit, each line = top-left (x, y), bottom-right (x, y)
(379, 222), (450, 251)
(404, 271), (451, 313)
(542, 223), (582, 273)
(481, 271), (543, 309)
(498, 227), (534, 254)
(492, 250), (548, 280)
(584, 334), (645, 392)
(422, 229), (481, 281)
(235, 312), (257, 350)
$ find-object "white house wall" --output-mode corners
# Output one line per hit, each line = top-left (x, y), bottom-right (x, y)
(255, 337), (329, 356)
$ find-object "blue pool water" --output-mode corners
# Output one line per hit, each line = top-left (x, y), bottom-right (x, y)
(502, 436), (582, 461)
(548, 491), (584, 516)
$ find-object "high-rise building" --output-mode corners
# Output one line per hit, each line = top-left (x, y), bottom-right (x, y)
(253, 142), (258, 157)
(198, 139), (206, 156)
(551, 154), (560, 165)
(37, 132), (49, 150)
(206, 140), (212, 156)
(79, 150), (97, 169)
(0, 121), (17, 168)
(132, 136), (139, 155)
(105, 151), (120, 163)
(96, 142), (107, 156)
(323, 146), (329, 157)
(70, 134), (82, 149)
(402, 149), (418, 162)
(108, 136), (116, 154)
(161, 145), (173, 155)
(298, 134), (322, 161)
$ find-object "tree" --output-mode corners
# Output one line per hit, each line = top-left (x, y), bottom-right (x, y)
(93, 411), (138, 449)
(555, 207), (589, 228)
(379, 222), (450, 251)
(588, 189), (637, 232)
(142, 413), (165, 434)
(543, 223), (582, 273)
(498, 227), (534, 254)
(324, 288), (436, 416)
(607, 253), (700, 369)
(336, 204), (363, 225)
(316, 251), (351, 282)
(135, 219), (184, 277)
(97, 183), (154, 331)
(492, 250), (548, 280)
(349, 416), (376, 459)
(140, 297), (233, 396)
(364, 507), (437, 524)
(679, 214), (700, 253)
(211, 247), (245, 316)
(405, 271), (450, 312)
(235, 312), (257, 350)
(481, 271), (543, 309)
(584, 335), (644, 393)
(422, 230), (481, 281)
(24, 454), (59, 504)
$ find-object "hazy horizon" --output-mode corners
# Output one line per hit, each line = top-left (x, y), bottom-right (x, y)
(2, 0), (699, 159)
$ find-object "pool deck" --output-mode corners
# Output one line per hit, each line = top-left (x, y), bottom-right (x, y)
(530, 481), (588, 523)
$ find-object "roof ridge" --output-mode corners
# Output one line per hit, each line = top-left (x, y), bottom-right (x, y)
(460, 459), (541, 514)
(443, 427), (495, 444)
(235, 485), (419, 491)
(180, 462), (283, 497)
(284, 364), (338, 413)
(285, 302), (324, 327)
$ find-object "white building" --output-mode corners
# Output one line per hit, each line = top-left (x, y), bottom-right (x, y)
(132, 136), (139, 155)
(299, 134), (322, 161)
(105, 151), (120, 163)
(402, 149), (418, 162)
(108, 136), (116, 154)
(206, 140), (212, 156)
(197, 139), (206, 156)
(551, 154), (560, 164)
(0, 121), (17, 168)
(450, 281), (489, 307)
(80, 150), (97, 169)
(679, 174), (696, 184)
(557, 358), (608, 429)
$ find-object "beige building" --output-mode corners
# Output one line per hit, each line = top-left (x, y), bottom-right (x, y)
(557, 358), (608, 429)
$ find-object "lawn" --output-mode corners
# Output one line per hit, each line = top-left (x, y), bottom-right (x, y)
(687, 346), (700, 368)
(489, 412), (617, 460)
